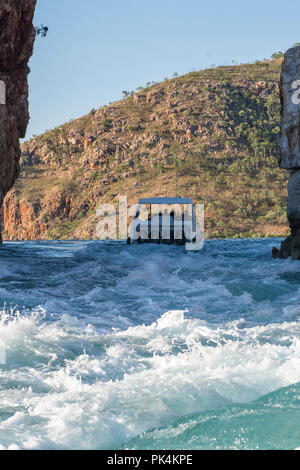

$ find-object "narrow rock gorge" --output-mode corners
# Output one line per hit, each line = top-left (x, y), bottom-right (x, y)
(2, 56), (288, 240)
(0, 0), (36, 242)
(273, 45), (300, 259)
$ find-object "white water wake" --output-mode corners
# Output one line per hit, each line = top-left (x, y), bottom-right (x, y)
(1, 306), (300, 449)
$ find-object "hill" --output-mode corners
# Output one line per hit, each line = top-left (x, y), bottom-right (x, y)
(1, 56), (289, 240)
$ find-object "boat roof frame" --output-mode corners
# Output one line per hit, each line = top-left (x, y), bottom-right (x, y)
(138, 197), (193, 205)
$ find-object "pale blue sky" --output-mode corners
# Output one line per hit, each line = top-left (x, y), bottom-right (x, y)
(26, 0), (300, 140)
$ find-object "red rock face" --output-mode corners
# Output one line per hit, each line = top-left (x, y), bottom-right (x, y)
(0, 0), (36, 240)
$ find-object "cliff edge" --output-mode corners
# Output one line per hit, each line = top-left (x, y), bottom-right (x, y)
(0, 0), (36, 242)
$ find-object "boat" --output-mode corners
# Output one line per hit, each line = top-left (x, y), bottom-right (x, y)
(127, 197), (196, 245)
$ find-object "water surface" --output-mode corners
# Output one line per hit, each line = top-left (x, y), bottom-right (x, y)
(0, 239), (300, 449)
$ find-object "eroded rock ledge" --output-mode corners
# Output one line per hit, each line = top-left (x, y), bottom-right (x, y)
(0, 0), (36, 242)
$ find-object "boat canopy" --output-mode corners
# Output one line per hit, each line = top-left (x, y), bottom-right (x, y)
(138, 197), (193, 205)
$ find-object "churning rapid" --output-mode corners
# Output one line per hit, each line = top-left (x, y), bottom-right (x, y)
(1, 239), (300, 450)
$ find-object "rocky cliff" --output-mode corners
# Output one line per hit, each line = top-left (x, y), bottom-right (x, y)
(273, 46), (300, 259)
(2, 56), (289, 240)
(0, 0), (36, 242)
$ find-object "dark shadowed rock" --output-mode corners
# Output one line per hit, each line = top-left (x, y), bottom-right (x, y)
(0, 0), (36, 241)
(273, 45), (300, 259)
(278, 46), (300, 170)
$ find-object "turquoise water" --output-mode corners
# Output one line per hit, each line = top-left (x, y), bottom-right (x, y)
(0, 239), (300, 449)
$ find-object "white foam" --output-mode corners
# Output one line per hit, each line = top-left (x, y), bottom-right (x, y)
(0, 308), (300, 449)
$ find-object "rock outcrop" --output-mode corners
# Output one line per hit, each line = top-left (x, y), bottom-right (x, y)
(273, 45), (300, 259)
(0, 0), (36, 242)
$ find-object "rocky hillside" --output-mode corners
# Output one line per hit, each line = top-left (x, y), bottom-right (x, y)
(1, 55), (289, 240)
